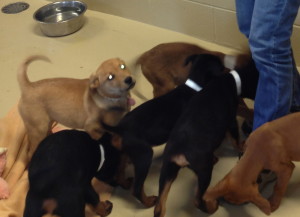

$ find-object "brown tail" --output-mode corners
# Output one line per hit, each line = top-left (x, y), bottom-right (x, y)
(17, 55), (51, 91)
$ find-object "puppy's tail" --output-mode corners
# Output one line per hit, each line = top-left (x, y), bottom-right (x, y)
(17, 55), (51, 91)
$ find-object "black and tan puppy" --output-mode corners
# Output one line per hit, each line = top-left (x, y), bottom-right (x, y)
(24, 130), (121, 217)
(153, 58), (259, 217)
(103, 54), (226, 207)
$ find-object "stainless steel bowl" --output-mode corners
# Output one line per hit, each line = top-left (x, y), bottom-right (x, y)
(34, 1), (87, 37)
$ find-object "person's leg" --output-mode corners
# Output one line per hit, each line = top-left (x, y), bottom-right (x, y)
(291, 51), (300, 110)
(249, 0), (300, 130)
(235, 0), (255, 38)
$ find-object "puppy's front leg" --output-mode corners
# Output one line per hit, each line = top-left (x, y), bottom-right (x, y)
(84, 119), (104, 140)
(113, 153), (133, 189)
(269, 162), (294, 212)
(86, 183), (113, 217)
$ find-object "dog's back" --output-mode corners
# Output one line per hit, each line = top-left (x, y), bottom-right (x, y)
(167, 73), (239, 155)
(27, 130), (100, 195)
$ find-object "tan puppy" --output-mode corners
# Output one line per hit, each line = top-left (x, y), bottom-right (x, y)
(203, 112), (300, 215)
(18, 55), (135, 159)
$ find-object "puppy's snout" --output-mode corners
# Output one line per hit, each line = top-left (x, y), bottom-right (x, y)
(124, 76), (133, 85)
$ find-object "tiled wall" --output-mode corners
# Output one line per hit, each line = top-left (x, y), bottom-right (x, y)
(84, 0), (299, 65)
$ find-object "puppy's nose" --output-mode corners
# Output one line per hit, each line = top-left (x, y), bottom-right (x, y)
(124, 76), (133, 85)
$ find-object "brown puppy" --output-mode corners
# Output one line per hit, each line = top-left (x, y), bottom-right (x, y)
(203, 112), (300, 215)
(137, 42), (249, 97)
(137, 42), (253, 121)
(18, 55), (135, 159)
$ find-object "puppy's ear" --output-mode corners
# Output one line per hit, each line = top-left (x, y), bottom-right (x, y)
(184, 54), (199, 66)
(89, 74), (100, 89)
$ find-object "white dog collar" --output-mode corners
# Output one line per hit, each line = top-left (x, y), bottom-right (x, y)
(97, 144), (105, 172)
(229, 70), (242, 96)
(185, 79), (202, 92)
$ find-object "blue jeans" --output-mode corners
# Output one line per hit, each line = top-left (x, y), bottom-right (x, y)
(235, 0), (300, 130)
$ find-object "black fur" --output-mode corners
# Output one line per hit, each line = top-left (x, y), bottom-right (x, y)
(154, 59), (259, 217)
(103, 54), (226, 207)
(24, 130), (121, 217)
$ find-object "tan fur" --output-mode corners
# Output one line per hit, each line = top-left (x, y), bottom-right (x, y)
(18, 55), (134, 159)
(203, 112), (300, 215)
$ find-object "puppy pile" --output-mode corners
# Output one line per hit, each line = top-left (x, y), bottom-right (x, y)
(14, 42), (298, 217)
(103, 54), (227, 207)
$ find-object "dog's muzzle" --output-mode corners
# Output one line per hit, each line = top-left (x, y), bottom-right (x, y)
(125, 76), (136, 90)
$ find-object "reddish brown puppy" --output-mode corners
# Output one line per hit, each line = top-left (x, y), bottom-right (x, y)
(203, 112), (300, 215)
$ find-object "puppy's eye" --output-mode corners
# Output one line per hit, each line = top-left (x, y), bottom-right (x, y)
(108, 74), (115, 80)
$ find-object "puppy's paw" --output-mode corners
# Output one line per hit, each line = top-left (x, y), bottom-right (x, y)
(269, 197), (280, 213)
(200, 199), (219, 214)
(195, 198), (213, 213)
(142, 195), (158, 208)
(96, 200), (113, 217)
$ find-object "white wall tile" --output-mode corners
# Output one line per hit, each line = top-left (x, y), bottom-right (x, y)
(213, 0), (235, 11)
(84, 0), (299, 65)
(214, 9), (247, 50)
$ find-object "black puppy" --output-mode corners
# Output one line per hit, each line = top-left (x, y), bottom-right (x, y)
(153, 58), (259, 217)
(24, 130), (121, 217)
(103, 54), (226, 207)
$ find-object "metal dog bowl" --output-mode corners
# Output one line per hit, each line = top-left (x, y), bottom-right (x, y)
(33, 1), (87, 37)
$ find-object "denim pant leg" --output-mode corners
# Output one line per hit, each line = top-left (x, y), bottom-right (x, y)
(247, 0), (300, 130)
(291, 51), (300, 109)
(235, 0), (255, 38)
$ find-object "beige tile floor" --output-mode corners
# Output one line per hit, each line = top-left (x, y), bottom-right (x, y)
(1, 0), (300, 216)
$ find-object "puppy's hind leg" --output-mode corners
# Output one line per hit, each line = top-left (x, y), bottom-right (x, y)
(26, 121), (53, 160)
(190, 154), (214, 213)
(55, 187), (86, 217)
(20, 107), (54, 160)
(154, 160), (180, 217)
(24, 191), (45, 217)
